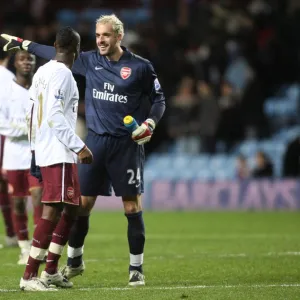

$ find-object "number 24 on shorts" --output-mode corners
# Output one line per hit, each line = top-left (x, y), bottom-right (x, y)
(127, 168), (141, 187)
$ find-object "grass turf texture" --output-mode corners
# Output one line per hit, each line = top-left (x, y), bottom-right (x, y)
(0, 211), (299, 299)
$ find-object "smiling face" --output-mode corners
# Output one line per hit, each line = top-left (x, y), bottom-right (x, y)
(95, 22), (122, 58)
(14, 51), (35, 76)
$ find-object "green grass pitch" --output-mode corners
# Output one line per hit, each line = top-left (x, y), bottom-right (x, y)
(0, 211), (299, 299)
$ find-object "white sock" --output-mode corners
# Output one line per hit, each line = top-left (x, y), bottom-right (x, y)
(18, 240), (31, 252)
(130, 253), (144, 267)
(67, 245), (84, 258)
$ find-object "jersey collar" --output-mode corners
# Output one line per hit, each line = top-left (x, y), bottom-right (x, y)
(119, 46), (132, 62)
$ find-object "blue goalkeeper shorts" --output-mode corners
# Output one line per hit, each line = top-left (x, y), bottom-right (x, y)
(78, 130), (144, 197)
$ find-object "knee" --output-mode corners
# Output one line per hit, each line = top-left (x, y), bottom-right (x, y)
(123, 195), (142, 214)
(13, 198), (26, 213)
(123, 198), (142, 214)
(79, 196), (96, 215)
(124, 203), (139, 214)
(30, 188), (42, 206)
(74, 215), (89, 234)
(63, 205), (78, 219)
(42, 204), (61, 222)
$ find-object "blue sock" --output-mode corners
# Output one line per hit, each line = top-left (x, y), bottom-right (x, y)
(67, 215), (89, 267)
(125, 211), (145, 273)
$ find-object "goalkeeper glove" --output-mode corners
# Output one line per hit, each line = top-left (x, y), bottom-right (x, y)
(0, 34), (31, 52)
(132, 118), (156, 145)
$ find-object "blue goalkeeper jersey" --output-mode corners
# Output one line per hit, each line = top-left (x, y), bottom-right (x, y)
(28, 44), (166, 136)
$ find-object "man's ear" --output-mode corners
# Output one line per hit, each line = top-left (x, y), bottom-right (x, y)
(117, 33), (123, 44)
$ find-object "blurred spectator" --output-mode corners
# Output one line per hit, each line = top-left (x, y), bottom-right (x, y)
(167, 76), (200, 153)
(252, 151), (273, 178)
(197, 80), (219, 153)
(282, 136), (300, 178)
(247, 0), (272, 16)
(216, 81), (244, 151)
(1, 0), (300, 159)
(236, 154), (250, 179)
(224, 40), (255, 93)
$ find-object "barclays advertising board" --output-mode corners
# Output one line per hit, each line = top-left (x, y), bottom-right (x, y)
(146, 179), (300, 210)
(91, 179), (300, 210)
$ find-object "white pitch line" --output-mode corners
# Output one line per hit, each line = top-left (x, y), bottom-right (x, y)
(87, 233), (299, 240)
(2, 251), (299, 268)
(78, 251), (300, 262)
(86, 283), (300, 291)
(1, 283), (300, 293)
(267, 252), (300, 256)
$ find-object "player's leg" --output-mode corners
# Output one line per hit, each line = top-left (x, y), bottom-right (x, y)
(20, 203), (60, 291)
(0, 135), (15, 246)
(29, 185), (45, 261)
(62, 133), (110, 279)
(107, 135), (145, 286)
(40, 203), (78, 288)
(7, 170), (31, 263)
(62, 195), (96, 278)
(30, 188), (43, 227)
(21, 163), (79, 291)
(122, 194), (145, 286)
(0, 177), (16, 246)
(28, 171), (43, 228)
(12, 196), (31, 263)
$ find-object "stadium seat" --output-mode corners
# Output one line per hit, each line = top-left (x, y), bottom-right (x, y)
(176, 168), (197, 180)
(172, 155), (192, 170)
(146, 154), (173, 169)
(286, 84), (300, 102)
(264, 90), (299, 131)
(119, 8), (152, 26)
(273, 158), (282, 178)
(209, 154), (228, 170)
(237, 140), (259, 156)
(259, 140), (285, 159)
(274, 126), (300, 143)
(56, 10), (78, 26)
(144, 168), (160, 181)
(80, 9), (114, 22)
(214, 169), (234, 180)
(190, 155), (210, 170)
(194, 168), (214, 180)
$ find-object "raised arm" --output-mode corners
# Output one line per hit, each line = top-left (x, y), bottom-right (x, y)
(1, 34), (87, 76)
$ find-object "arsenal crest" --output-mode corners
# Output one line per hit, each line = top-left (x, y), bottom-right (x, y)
(120, 67), (131, 80)
(67, 187), (74, 199)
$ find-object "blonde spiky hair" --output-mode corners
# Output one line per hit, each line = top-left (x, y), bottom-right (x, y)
(96, 14), (124, 39)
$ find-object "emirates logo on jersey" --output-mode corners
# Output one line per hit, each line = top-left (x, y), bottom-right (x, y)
(67, 187), (74, 199)
(120, 67), (131, 80)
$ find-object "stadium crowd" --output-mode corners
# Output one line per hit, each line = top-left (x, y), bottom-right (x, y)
(1, 0), (300, 177)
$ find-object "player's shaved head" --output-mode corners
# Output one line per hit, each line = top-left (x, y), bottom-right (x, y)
(96, 14), (124, 39)
(0, 49), (10, 61)
(55, 26), (80, 58)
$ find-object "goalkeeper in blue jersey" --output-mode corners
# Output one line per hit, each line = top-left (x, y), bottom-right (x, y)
(1, 14), (166, 286)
